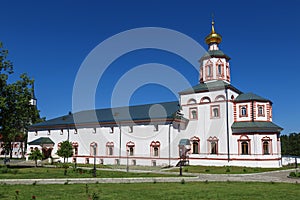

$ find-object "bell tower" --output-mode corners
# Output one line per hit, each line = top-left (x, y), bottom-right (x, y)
(199, 20), (231, 83)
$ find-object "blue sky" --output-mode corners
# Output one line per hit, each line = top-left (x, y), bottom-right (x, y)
(0, 0), (299, 135)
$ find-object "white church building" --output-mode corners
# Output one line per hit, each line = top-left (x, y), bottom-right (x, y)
(27, 22), (283, 168)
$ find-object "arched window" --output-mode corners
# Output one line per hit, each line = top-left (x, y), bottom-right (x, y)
(189, 108), (198, 120)
(190, 136), (200, 154)
(262, 136), (272, 155)
(90, 142), (98, 156)
(215, 95), (225, 102)
(200, 96), (211, 103)
(239, 105), (248, 117)
(126, 141), (135, 156)
(241, 141), (249, 155)
(72, 142), (78, 155)
(207, 136), (218, 155)
(106, 142), (114, 156)
(211, 105), (220, 118)
(238, 135), (251, 155)
(257, 105), (265, 117)
(187, 98), (197, 105)
(150, 141), (160, 157)
(216, 59), (224, 78)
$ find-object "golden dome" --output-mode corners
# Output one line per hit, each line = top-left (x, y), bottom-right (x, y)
(205, 20), (222, 45)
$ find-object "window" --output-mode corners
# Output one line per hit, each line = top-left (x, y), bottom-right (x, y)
(190, 136), (200, 154)
(90, 142), (98, 156)
(189, 108), (198, 120)
(217, 64), (222, 75)
(152, 160), (156, 167)
(72, 142), (78, 156)
(187, 98), (197, 105)
(206, 65), (213, 77)
(207, 136), (218, 155)
(257, 105), (265, 117)
(238, 135), (251, 155)
(200, 96), (211, 103)
(150, 141), (160, 157)
(106, 142), (114, 156)
(211, 105), (220, 118)
(129, 147), (134, 156)
(239, 105), (248, 117)
(126, 141), (135, 156)
(241, 141), (249, 155)
(262, 136), (272, 155)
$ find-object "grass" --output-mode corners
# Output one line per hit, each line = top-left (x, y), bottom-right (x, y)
(0, 182), (299, 199)
(168, 165), (290, 174)
(0, 166), (177, 179)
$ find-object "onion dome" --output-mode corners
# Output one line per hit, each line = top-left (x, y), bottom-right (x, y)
(205, 20), (222, 45)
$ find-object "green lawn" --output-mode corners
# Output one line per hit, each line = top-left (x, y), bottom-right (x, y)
(0, 182), (299, 200)
(169, 165), (289, 174)
(0, 167), (177, 179)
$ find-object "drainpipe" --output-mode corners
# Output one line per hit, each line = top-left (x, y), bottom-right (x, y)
(168, 123), (172, 167)
(251, 101), (254, 122)
(225, 88), (230, 162)
(119, 124), (122, 165)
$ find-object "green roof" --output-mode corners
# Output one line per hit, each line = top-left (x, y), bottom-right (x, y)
(29, 101), (181, 131)
(28, 137), (55, 145)
(200, 50), (231, 61)
(179, 80), (241, 95)
(235, 93), (270, 102)
(231, 122), (283, 133)
(179, 139), (190, 146)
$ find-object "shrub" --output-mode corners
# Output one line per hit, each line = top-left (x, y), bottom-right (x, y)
(181, 179), (185, 184)
(226, 167), (230, 173)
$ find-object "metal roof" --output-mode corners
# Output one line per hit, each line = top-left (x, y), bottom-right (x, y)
(179, 80), (242, 95)
(29, 101), (181, 131)
(28, 137), (55, 145)
(200, 50), (231, 61)
(231, 121), (283, 133)
(235, 93), (270, 102)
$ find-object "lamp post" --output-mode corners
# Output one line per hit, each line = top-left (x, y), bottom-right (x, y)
(179, 148), (182, 176)
(93, 143), (97, 177)
(126, 149), (129, 172)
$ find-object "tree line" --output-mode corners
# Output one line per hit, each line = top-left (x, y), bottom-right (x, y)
(281, 133), (300, 156)
(0, 41), (42, 158)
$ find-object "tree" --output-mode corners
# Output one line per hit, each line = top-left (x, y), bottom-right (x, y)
(56, 141), (73, 175)
(280, 133), (300, 156)
(28, 148), (43, 167)
(0, 41), (42, 158)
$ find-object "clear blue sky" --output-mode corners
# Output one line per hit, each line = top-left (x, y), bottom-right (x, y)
(0, 0), (299, 135)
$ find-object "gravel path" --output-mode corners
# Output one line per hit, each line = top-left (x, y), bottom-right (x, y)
(0, 168), (298, 185)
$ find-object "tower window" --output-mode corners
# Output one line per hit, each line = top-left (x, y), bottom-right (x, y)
(189, 108), (198, 120)
(218, 65), (222, 75)
(239, 105), (248, 117)
(211, 105), (220, 118)
(257, 105), (265, 117)
(206, 65), (213, 78)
